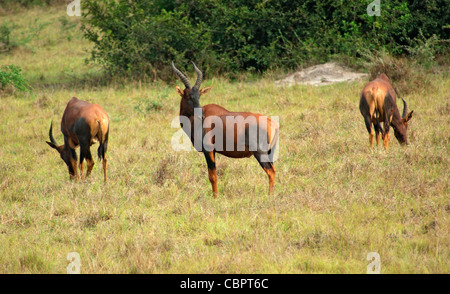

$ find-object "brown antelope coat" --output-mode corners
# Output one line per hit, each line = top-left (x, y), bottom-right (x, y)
(359, 74), (413, 150)
(46, 97), (109, 181)
(173, 62), (278, 198)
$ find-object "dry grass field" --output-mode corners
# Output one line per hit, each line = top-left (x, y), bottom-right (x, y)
(0, 5), (448, 273)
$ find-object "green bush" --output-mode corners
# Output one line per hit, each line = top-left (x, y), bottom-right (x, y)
(0, 23), (13, 52)
(81, 0), (450, 79)
(82, 1), (213, 80)
(0, 65), (31, 93)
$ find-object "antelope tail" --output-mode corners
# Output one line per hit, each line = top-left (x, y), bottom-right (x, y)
(269, 127), (279, 152)
(96, 120), (105, 161)
(371, 86), (378, 111)
(97, 120), (103, 144)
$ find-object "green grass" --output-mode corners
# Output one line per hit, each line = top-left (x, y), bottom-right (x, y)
(0, 6), (448, 274)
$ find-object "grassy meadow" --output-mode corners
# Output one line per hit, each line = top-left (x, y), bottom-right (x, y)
(0, 5), (448, 273)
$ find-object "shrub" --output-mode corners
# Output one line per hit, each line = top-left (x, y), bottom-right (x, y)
(361, 49), (433, 95)
(0, 65), (31, 93)
(81, 0), (450, 80)
(362, 49), (411, 82)
(82, 1), (213, 80)
(406, 33), (446, 68)
(0, 23), (14, 52)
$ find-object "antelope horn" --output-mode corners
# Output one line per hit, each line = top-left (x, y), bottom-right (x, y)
(402, 98), (408, 118)
(49, 121), (58, 145)
(171, 61), (191, 89)
(394, 86), (408, 118)
(192, 62), (203, 90)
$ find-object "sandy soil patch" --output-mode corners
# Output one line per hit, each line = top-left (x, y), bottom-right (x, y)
(275, 62), (367, 86)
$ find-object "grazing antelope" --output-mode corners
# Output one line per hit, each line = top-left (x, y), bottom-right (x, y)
(46, 97), (109, 181)
(172, 62), (279, 198)
(359, 73), (414, 150)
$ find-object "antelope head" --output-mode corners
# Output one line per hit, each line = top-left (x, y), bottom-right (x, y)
(46, 122), (75, 177)
(392, 98), (414, 145)
(172, 61), (212, 118)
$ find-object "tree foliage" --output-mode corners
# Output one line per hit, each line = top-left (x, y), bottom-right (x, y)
(81, 0), (449, 79)
(0, 65), (31, 93)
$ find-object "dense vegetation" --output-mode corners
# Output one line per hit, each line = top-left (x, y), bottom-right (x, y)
(0, 65), (30, 92)
(80, 0), (449, 79)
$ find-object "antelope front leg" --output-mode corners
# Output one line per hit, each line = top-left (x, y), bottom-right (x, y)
(383, 132), (390, 151)
(82, 147), (94, 180)
(204, 151), (218, 198)
(69, 148), (79, 181)
(86, 158), (95, 179)
(383, 118), (391, 152)
(369, 127), (375, 148)
(79, 161), (85, 180)
(376, 133), (381, 146)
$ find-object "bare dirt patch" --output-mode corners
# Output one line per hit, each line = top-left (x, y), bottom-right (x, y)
(275, 62), (367, 86)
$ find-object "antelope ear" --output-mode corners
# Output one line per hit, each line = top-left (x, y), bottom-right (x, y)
(402, 111), (414, 124)
(200, 86), (212, 95)
(406, 110), (414, 122)
(175, 86), (184, 97)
